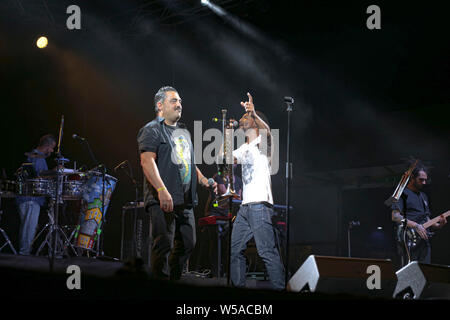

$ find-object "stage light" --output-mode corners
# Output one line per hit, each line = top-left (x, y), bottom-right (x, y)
(377, 226), (383, 230)
(36, 36), (48, 49)
(200, 0), (210, 6)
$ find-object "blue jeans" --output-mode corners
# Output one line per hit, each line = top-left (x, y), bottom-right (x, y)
(230, 203), (285, 290)
(18, 201), (41, 255)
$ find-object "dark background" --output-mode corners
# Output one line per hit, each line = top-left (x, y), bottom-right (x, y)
(1, 0), (449, 270)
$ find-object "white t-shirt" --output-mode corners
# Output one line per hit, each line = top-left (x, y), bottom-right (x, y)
(233, 135), (273, 205)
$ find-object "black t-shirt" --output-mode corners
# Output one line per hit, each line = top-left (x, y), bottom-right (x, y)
(391, 187), (431, 224)
(137, 118), (197, 208)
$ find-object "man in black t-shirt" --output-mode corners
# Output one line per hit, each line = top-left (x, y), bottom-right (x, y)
(391, 163), (447, 266)
(137, 86), (216, 280)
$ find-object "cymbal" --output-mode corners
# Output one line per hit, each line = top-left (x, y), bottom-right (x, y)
(24, 152), (46, 159)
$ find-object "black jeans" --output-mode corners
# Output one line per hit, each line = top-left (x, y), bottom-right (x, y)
(397, 239), (431, 267)
(148, 204), (196, 280)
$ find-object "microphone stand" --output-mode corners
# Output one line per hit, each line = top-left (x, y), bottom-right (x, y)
(384, 161), (417, 266)
(97, 164), (106, 257)
(284, 97), (293, 288)
(115, 161), (140, 259)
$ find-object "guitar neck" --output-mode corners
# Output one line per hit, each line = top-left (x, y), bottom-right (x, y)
(423, 210), (450, 229)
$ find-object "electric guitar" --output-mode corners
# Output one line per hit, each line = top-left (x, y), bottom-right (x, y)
(396, 210), (450, 248)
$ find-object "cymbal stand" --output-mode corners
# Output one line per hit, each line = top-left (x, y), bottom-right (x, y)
(36, 198), (78, 260)
(0, 196), (17, 254)
(40, 115), (78, 270)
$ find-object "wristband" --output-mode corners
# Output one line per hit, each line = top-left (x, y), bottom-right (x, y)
(157, 186), (166, 193)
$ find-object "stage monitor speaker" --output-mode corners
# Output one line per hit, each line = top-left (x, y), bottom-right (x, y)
(393, 261), (450, 299)
(287, 255), (396, 298)
(120, 202), (151, 266)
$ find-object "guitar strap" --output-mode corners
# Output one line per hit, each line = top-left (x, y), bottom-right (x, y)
(419, 192), (434, 238)
(418, 193), (430, 222)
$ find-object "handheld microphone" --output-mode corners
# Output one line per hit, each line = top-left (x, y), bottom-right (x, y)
(72, 134), (86, 141)
(230, 120), (239, 128)
(114, 160), (128, 172)
(207, 178), (219, 207)
(212, 118), (239, 128)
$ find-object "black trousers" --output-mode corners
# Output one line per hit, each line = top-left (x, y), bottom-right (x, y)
(397, 239), (431, 267)
(147, 204), (196, 280)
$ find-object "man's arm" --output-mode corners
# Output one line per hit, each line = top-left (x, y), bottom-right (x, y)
(430, 215), (447, 230)
(196, 166), (218, 192)
(391, 210), (428, 240)
(241, 92), (271, 136)
(241, 92), (273, 164)
(140, 151), (173, 213)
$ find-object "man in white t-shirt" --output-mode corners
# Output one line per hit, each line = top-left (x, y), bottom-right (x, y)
(230, 92), (285, 290)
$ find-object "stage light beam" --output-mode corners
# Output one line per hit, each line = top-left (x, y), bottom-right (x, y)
(200, 0), (210, 6)
(36, 36), (48, 49)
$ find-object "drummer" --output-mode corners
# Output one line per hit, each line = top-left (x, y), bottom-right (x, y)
(16, 134), (56, 255)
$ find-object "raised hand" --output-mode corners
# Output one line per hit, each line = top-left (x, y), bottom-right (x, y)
(240, 92), (255, 115)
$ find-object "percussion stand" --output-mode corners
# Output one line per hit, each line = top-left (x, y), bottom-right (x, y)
(36, 156), (78, 268)
(0, 196), (18, 254)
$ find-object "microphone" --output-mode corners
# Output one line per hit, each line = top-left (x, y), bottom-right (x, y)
(349, 221), (360, 229)
(72, 134), (86, 141)
(284, 96), (294, 104)
(114, 160), (128, 172)
(284, 97), (294, 104)
(212, 118), (239, 128)
(207, 178), (219, 207)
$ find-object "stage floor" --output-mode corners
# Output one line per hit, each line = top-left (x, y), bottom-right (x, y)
(0, 253), (375, 301)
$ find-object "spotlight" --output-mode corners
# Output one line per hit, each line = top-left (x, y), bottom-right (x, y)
(36, 36), (48, 49)
(377, 226), (383, 230)
(200, 0), (210, 6)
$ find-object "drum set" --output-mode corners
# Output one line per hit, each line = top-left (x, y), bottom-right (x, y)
(0, 161), (118, 257)
(0, 155), (118, 256)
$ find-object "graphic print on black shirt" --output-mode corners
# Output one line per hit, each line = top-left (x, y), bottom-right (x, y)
(163, 124), (192, 194)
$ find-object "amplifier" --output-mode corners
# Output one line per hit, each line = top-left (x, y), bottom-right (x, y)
(120, 202), (151, 266)
(287, 255), (397, 298)
(393, 261), (450, 299)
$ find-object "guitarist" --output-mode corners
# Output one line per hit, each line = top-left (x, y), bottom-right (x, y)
(391, 163), (447, 266)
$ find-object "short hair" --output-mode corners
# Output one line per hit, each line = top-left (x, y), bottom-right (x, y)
(154, 86), (178, 114)
(38, 134), (56, 147)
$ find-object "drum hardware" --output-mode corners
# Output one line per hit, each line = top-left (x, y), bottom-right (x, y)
(35, 116), (79, 268)
(0, 196), (17, 254)
(34, 198), (78, 258)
